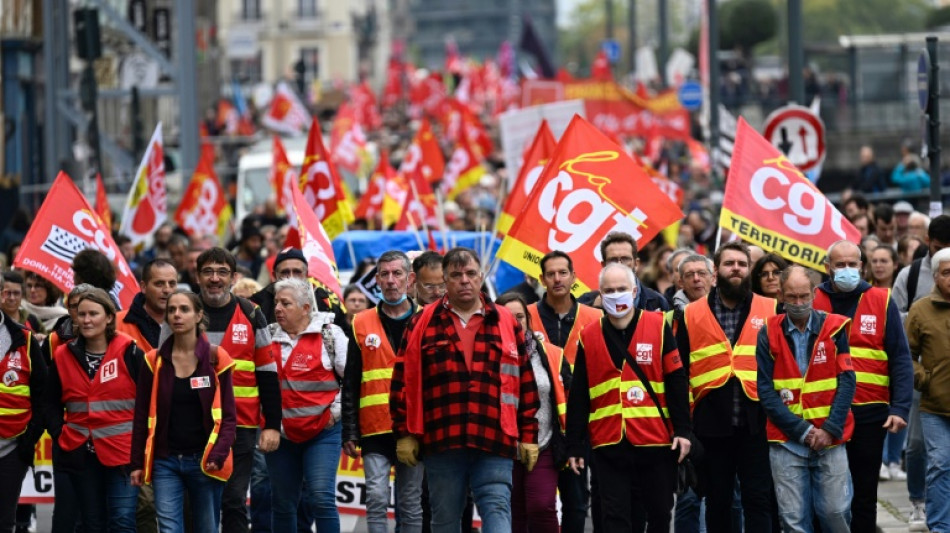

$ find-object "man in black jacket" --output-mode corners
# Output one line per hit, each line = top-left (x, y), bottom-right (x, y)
(250, 247), (346, 328)
(578, 232), (671, 312)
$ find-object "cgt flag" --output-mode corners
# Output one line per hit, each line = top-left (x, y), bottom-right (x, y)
(262, 82), (312, 136)
(720, 117), (860, 271)
(399, 119), (445, 184)
(300, 119), (354, 239)
(290, 179), (343, 299)
(497, 114), (683, 295)
(15, 172), (140, 308)
(354, 150), (394, 227)
(120, 123), (167, 248)
(498, 120), (557, 236)
(440, 141), (487, 201)
(175, 145), (232, 240)
(271, 136), (299, 219)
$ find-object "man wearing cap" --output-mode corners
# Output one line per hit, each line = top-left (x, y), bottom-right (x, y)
(893, 201), (915, 240)
(250, 247), (346, 328)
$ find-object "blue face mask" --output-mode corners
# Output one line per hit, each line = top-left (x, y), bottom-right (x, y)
(382, 293), (408, 306)
(833, 267), (861, 292)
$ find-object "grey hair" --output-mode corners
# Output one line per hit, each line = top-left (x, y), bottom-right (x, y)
(825, 240), (861, 264)
(68, 283), (98, 301)
(910, 212), (931, 230)
(667, 248), (694, 274)
(932, 248), (950, 277)
(678, 254), (714, 277)
(274, 278), (317, 317)
(377, 250), (412, 274)
(599, 262), (636, 289)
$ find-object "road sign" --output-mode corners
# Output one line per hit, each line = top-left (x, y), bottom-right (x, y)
(918, 50), (931, 112)
(762, 104), (826, 173)
(678, 81), (703, 111)
(602, 40), (621, 64)
(119, 53), (159, 90)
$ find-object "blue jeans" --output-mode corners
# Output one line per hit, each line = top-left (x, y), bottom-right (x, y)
(425, 448), (513, 533)
(674, 488), (706, 533)
(921, 412), (950, 532)
(364, 452), (425, 533)
(907, 390), (928, 502)
(68, 455), (138, 533)
(769, 445), (852, 533)
(265, 421), (341, 533)
(250, 450), (272, 532)
(882, 427), (907, 464)
(152, 453), (225, 533)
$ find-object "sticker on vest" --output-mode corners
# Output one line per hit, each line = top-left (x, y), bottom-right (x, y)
(626, 386), (645, 404)
(533, 330), (546, 343)
(100, 359), (118, 383)
(859, 315), (877, 335)
(365, 334), (381, 349)
(814, 342), (827, 364)
(2, 370), (18, 386)
(291, 353), (314, 372)
(232, 323), (249, 344)
(635, 343), (653, 364)
(750, 316), (765, 330)
(779, 388), (794, 404)
(190, 376), (211, 389)
(6, 352), (21, 370)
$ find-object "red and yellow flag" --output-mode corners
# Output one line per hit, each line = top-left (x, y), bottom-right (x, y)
(270, 136), (299, 219)
(498, 120), (557, 235)
(300, 119), (354, 239)
(355, 150), (394, 228)
(399, 118), (445, 184)
(94, 173), (112, 230)
(440, 141), (487, 201)
(174, 145), (232, 240)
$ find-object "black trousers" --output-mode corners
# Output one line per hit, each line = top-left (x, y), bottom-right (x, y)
(591, 444), (675, 533)
(221, 427), (257, 532)
(0, 449), (29, 533)
(846, 421), (887, 533)
(700, 426), (775, 533)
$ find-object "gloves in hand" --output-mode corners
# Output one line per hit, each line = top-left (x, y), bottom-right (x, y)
(519, 443), (540, 472)
(396, 436), (420, 467)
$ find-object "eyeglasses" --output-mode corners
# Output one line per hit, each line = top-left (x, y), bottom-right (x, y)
(605, 256), (635, 265)
(1, 290), (21, 299)
(759, 270), (781, 279)
(682, 271), (710, 280)
(199, 268), (232, 278)
(420, 283), (446, 292)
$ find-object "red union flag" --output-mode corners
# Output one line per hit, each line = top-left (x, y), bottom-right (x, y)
(498, 120), (557, 236)
(355, 150), (394, 227)
(330, 103), (369, 175)
(290, 182), (342, 299)
(440, 141), (486, 201)
(15, 172), (140, 308)
(120, 123), (167, 248)
(721, 118), (860, 271)
(300, 119), (354, 239)
(262, 82), (311, 136)
(95, 173), (111, 230)
(175, 146), (232, 240)
(271, 136), (299, 219)
(399, 118), (445, 184)
(497, 115), (683, 295)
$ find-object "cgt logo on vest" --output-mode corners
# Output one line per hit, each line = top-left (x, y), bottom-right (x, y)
(814, 342), (827, 365)
(100, 359), (118, 383)
(6, 353), (21, 370)
(292, 353), (314, 372)
(750, 316), (765, 330)
(860, 315), (877, 335)
(635, 343), (653, 364)
(2, 370), (18, 387)
(232, 324), (249, 344)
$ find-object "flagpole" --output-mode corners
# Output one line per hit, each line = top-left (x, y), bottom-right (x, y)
(434, 189), (450, 252)
(405, 210), (426, 250)
(483, 177), (508, 276)
(714, 225), (723, 253)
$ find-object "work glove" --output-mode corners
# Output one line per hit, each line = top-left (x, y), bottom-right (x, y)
(396, 436), (420, 467)
(519, 443), (540, 472)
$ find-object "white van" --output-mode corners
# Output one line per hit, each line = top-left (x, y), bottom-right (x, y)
(234, 136), (308, 225)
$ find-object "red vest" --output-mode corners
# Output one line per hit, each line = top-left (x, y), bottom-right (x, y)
(582, 311), (674, 448)
(813, 287), (890, 406)
(115, 310), (154, 352)
(217, 305), (261, 428)
(56, 334), (137, 466)
(0, 328), (33, 439)
(765, 313), (855, 445)
(274, 332), (339, 443)
(527, 302), (602, 367)
(352, 309), (398, 438)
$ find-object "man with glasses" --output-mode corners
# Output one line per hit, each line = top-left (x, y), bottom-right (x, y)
(195, 247), (282, 532)
(579, 232), (671, 312)
(250, 247), (346, 327)
(411, 251), (446, 306)
(0, 272), (41, 333)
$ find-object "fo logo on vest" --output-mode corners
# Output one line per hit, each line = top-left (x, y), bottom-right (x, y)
(2, 370), (18, 386)
(100, 359), (118, 383)
(859, 315), (877, 335)
(780, 388), (794, 404)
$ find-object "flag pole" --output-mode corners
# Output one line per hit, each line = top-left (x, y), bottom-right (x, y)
(483, 176), (508, 276)
(714, 225), (723, 253)
(434, 189), (450, 252)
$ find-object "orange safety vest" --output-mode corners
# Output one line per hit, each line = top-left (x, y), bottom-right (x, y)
(352, 308), (398, 438)
(274, 332), (339, 443)
(765, 312), (855, 445)
(540, 340), (568, 431)
(217, 302), (262, 428)
(142, 347), (235, 483)
(527, 302), (602, 367)
(55, 334), (137, 466)
(403, 302), (521, 438)
(685, 294), (776, 403)
(813, 288), (890, 406)
(0, 328), (33, 439)
(582, 312), (674, 448)
(115, 310), (155, 352)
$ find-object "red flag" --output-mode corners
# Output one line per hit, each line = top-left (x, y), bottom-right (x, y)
(262, 82), (311, 136)
(174, 146), (233, 240)
(383, 57), (406, 109)
(443, 99), (493, 158)
(300, 119), (354, 239)
(720, 118), (859, 271)
(350, 82), (382, 131)
(498, 120), (557, 235)
(497, 115), (683, 295)
(120, 123), (167, 248)
(95, 173), (112, 230)
(399, 118), (445, 184)
(355, 150), (394, 227)
(591, 50), (612, 81)
(271, 136), (299, 219)
(289, 181), (343, 299)
(393, 168), (438, 231)
(440, 141), (486, 201)
(409, 73), (446, 118)
(330, 103), (369, 175)
(15, 172), (140, 308)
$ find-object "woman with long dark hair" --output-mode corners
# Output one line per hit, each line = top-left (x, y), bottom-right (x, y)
(751, 254), (789, 301)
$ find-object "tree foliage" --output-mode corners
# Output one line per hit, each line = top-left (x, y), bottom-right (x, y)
(926, 6), (950, 29)
(727, 0), (777, 54)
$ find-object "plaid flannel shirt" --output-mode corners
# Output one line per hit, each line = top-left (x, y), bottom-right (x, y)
(390, 297), (540, 459)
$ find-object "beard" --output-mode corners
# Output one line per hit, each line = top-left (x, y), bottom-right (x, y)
(716, 272), (751, 301)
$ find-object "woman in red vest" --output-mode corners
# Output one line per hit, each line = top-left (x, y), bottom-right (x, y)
(45, 288), (144, 533)
(266, 278), (348, 532)
(129, 290), (237, 533)
(497, 292), (569, 533)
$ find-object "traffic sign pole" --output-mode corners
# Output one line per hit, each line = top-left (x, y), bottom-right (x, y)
(927, 37), (942, 216)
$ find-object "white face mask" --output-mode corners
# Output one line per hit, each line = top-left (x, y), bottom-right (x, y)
(602, 291), (635, 318)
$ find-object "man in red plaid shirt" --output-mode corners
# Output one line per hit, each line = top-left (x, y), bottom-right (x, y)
(391, 247), (541, 533)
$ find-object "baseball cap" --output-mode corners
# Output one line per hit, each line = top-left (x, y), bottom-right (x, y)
(893, 201), (914, 214)
(273, 247), (308, 272)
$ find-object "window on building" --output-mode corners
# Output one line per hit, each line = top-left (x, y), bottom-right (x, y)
(242, 0), (261, 20)
(298, 0), (317, 18)
(300, 48), (320, 83)
(231, 53), (263, 84)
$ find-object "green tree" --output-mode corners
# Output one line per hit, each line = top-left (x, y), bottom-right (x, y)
(727, 0), (777, 58)
(926, 6), (950, 29)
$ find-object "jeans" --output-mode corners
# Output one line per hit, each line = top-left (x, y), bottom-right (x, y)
(769, 445), (852, 533)
(907, 390), (927, 502)
(700, 427), (775, 532)
(265, 422), (341, 533)
(250, 449), (272, 532)
(67, 454), (138, 533)
(364, 452), (425, 533)
(512, 448), (559, 533)
(136, 484), (158, 533)
(221, 427), (256, 533)
(846, 420), (887, 533)
(0, 448), (29, 533)
(425, 448), (513, 533)
(921, 412), (950, 532)
(152, 453), (225, 533)
(674, 488), (706, 533)
(882, 427), (907, 465)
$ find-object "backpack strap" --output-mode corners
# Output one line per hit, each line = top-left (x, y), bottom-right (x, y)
(905, 257), (923, 309)
(321, 324), (336, 357)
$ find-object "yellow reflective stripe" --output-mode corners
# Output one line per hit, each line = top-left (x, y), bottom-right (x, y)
(855, 372), (889, 386)
(362, 368), (394, 382)
(210, 408), (222, 420)
(147, 416), (156, 429)
(621, 406), (668, 418)
(773, 378), (801, 390)
(557, 403), (567, 416)
(621, 379), (665, 393)
(0, 408), (28, 415)
(787, 404), (803, 415)
(589, 403), (621, 422)
(734, 370), (757, 382)
(0, 385), (29, 397)
(233, 386), (259, 398)
(733, 346), (756, 356)
(801, 378), (838, 393)
(233, 360), (256, 372)
(359, 393), (390, 408)
(691, 342), (730, 362)
(590, 377), (621, 400)
(803, 406), (831, 419)
(850, 347), (887, 361)
(690, 366), (731, 388)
